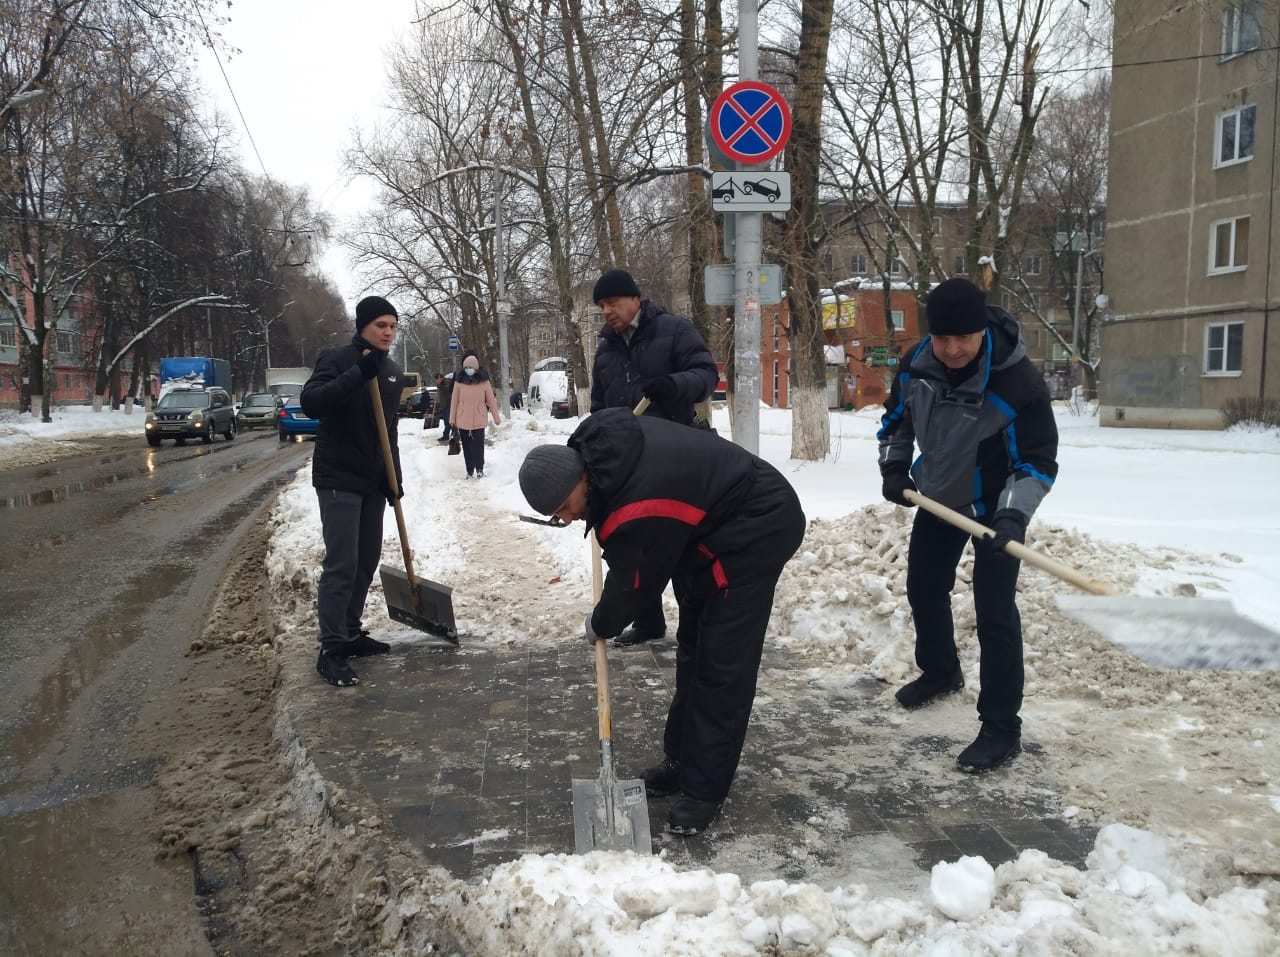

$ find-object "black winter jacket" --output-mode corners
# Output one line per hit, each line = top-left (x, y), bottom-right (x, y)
(590, 300), (719, 424)
(877, 307), (1057, 520)
(301, 335), (404, 497)
(572, 408), (805, 638)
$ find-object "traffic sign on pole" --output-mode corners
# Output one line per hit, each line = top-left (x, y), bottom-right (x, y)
(709, 81), (792, 166)
(448, 335), (459, 352)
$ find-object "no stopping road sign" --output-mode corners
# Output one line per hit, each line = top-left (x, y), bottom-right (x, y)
(710, 81), (792, 166)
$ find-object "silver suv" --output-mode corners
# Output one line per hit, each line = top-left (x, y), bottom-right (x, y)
(145, 386), (237, 447)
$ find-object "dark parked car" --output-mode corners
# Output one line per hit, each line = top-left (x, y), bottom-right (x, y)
(277, 399), (319, 442)
(403, 386), (436, 418)
(550, 394), (578, 419)
(145, 386), (236, 446)
(236, 392), (283, 431)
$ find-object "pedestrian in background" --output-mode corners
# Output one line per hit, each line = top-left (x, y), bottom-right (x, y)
(518, 408), (805, 835)
(449, 351), (501, 478)
(589, 267), (719, 647)
(425, 372), (445, 431)
(878, 277), (1058, 772)
(300, 295), (404, 688)
(436, 371), (455, 443)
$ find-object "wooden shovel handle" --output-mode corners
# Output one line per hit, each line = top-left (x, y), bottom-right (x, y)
(587, 395), (650, 742)
(904, 489), (1111, 595)
(367, 374), (418, 592)
(590, 532), (611, 741)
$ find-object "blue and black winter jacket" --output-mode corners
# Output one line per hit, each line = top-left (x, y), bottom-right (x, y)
(877, 307), (1058, 520)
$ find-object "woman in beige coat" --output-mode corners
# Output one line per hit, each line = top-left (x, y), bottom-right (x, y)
(449, 352), (502, 477)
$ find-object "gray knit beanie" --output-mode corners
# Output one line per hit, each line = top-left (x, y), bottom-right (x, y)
(519, 445), (586, 515)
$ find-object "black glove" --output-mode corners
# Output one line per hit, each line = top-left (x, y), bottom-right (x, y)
(643, 375), (679, 410)
(985, 509), (1028, 553)
(357, 349), (384, 380)
(881, 470), (917, 507)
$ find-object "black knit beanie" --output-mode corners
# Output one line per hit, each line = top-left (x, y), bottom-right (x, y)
(520, 445), (585, 515)
(355, 295), (398, 330)
(926, 278), (988, 336)
(592, 269), (642, 304)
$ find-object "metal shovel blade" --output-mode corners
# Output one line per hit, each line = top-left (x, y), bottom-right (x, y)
(1056, 594), (1280, 670)
(572, 770), (652, 854)
(379, 564), (459, 645)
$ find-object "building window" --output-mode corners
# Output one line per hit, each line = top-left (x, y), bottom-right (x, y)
(1216, 105), (1256, 166)
(888, 256), (903, 277)
(954, 255), (967, 275)
(851, 253), (867, 275)
(0, 325), (14, 348)
(890, 309), (905, 331)
(1205, 321), (1243, 375)
(1210, 216), (1249, 272)
(1024, 256), (1042, 276)
(1221, 2), (1261, 59)
(931, 216), (942, 235)
(824, 253), (834, 273)
(56, 330), (75, 353)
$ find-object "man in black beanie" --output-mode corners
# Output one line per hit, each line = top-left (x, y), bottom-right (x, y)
(588, 267), (719, 647)
(519, 409), (805, 835)
(301, 295), (405, 687)
(877, 276), (1058, 772)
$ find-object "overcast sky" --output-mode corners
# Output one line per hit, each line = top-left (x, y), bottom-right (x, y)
(196, 1), (420, 309)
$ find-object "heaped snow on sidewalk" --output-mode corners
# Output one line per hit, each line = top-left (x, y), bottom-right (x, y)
(8, 403), (1278, 952)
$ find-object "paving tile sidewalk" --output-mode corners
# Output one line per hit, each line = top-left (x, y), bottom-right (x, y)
(285, 636), (1095, 889)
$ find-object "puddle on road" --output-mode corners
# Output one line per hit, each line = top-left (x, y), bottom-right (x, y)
(1, 436), (299, 509)
(0, 774), (192, 955)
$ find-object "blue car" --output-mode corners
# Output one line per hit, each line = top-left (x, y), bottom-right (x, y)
(277, 399), (319, 442)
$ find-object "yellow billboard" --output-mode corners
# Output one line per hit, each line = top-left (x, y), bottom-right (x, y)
(822, 298), (856, 330)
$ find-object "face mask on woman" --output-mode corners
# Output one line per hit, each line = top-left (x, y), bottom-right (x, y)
(464, 368), (476, 377)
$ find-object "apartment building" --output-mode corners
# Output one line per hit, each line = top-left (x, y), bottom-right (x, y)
(1103, 0), (1279, 427)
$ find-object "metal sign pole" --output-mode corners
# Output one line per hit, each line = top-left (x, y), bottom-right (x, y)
(495, 170), (511, 416)
(734, 0), (761, 455)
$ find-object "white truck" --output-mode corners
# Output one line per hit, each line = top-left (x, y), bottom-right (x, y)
(265, 367), (311, 403)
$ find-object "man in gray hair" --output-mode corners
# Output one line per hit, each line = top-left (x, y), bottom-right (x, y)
(519, 408), (805, 836)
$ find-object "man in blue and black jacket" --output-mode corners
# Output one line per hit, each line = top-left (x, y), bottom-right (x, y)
(519, 409), (805, 835)
(588, 268), (720, 648)
(878, 277), (1058, 773)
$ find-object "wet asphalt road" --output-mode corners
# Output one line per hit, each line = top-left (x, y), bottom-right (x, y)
(0, 427), (311, 953)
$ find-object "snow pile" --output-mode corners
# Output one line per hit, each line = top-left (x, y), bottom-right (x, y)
(417, 823), (1275, 955)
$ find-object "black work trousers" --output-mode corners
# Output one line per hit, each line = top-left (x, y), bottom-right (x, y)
(662, 471), (806, 801)
(316, 487), (385, 654)
(457, 427), (486, 475)
(905, 508), (1024, 733)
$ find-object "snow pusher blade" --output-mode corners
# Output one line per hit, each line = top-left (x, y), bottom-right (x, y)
(368, 375), (459, 646)
(904, 490), (1278, 671)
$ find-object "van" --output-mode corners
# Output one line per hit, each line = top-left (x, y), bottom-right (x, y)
(527, 357), (573, 416)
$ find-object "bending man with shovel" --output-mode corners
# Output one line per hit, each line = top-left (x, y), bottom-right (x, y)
(519, 408), (805, 835)
(878, 277), (1059, 773)
(301, 296), (405, 688)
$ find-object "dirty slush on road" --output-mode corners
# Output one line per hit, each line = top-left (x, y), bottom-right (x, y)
(150, 517), (463, 955)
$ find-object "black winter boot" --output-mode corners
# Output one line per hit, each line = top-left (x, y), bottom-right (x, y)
(895, 669), (965, 710)
(667, 797), (722, 835)
(640, 757), (681, 797)
(316, 650), (359, 687)
(956, 725), (1021, 773)
(613, 626), (665, 647)
(348, 630), (391, 658)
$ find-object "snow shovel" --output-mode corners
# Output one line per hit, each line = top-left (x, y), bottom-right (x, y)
(903, 489), (1279, 670)
(368, 376), (459, 645)
(573, 394), (653, 853)
(572, 531), (652, 853)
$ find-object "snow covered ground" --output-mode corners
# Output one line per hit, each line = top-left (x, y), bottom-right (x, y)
(4, 401), (1278, 953)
